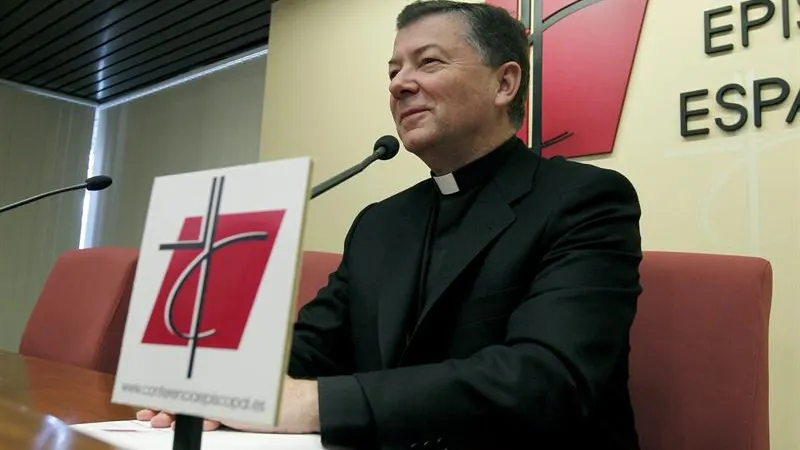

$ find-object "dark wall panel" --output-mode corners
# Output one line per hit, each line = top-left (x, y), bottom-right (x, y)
(0, 0), (271, 103)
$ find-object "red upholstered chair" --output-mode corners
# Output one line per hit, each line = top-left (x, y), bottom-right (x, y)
(295, 251), (342, 317)
(19, 247), (139, 375)
(630, 251), (772, 450)
(290, 249), (773, 449)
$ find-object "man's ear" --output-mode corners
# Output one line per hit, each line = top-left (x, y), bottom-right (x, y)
(494, 61), (522, 109)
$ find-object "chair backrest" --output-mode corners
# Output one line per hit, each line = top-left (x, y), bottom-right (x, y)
(19, 247), (139, 375)
(295, 251), (342, 317)
(630, 251), (772, 450)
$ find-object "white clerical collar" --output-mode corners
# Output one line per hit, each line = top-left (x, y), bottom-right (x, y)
(432, 172), (459, 195)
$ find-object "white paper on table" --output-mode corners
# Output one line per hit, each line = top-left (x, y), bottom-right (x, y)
(70, 420), (341, 450)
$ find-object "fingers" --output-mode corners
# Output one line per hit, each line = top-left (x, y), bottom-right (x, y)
(150, 411), (175, 428)
(203, 420), (221, 431)
(135, 409), (219, 431)
(135, 409), (158, 421)
(168, 418), (221, 431)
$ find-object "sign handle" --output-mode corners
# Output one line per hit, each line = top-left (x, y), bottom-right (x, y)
(172, 414), (203, 450)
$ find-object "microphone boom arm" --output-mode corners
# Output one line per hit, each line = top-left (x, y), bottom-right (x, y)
(0, 183), (87, 214)
(310, 153), (380, 199)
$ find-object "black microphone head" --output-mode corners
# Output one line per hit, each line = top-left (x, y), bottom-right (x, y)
(85, 175), (113, 191)
(373, 135), (400, 160)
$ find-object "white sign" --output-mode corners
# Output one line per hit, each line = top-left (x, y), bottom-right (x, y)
(112, 157), (312, 427)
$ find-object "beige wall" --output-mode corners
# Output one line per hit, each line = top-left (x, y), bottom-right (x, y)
(587, 2), (799, 447)
(260, 0), (800, 447)
(260, 0), (433, 252)
(93, 56), (267, 249)
(0, 84), (94, 351)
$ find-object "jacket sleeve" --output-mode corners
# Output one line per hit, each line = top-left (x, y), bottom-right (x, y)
(287, 204), (375, 379)
(316, 168), (643, 446)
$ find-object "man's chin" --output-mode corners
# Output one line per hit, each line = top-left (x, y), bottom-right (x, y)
(399, 129), (437, 156)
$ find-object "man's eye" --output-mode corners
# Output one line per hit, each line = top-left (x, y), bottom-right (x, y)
(421, 58), (439, 65)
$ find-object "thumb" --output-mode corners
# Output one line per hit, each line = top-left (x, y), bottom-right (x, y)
(203, 420), (221, 431)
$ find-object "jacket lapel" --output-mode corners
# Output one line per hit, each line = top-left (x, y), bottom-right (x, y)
(414, 145), (540, 331)
(376, 143), (542, 367)
(376, 183), (435, 368)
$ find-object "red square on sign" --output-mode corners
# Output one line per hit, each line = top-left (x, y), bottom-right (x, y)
(141, 210), (285, 351)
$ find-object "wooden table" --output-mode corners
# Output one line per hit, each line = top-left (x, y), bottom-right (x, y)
(0, 349), (137, 449)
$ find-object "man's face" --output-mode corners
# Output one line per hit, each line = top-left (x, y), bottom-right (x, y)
(388, 14), (498, 158)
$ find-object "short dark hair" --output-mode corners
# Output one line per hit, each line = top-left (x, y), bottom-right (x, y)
(397, 0), (530, 129)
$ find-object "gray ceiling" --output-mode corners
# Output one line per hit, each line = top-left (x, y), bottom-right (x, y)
(0, 0), (271, 104)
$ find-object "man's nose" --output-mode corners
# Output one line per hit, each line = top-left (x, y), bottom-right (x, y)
(389, 70), (418, 99)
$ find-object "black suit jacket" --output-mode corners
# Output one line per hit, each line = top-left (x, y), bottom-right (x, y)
(288, 139), (643, 450)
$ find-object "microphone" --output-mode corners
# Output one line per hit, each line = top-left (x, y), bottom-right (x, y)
(311, 135), (400, 199)
(0, 175), (113, 214)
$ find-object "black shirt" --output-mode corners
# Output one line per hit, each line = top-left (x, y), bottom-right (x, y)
(413, 136), (519, 327)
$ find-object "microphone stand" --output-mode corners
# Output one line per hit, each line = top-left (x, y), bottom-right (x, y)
(310, 151), (384, 199)
(0, 182), (88, 214)
(173, 415), (203, 450)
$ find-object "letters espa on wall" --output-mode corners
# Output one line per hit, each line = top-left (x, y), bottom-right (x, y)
(680, 0), (800, 137)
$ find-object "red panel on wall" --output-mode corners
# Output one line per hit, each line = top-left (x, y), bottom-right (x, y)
(486, 0), (649, 158)
(542, 0), (579, 19)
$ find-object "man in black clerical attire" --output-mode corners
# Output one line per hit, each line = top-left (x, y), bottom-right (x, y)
(139, 2), (643, 449)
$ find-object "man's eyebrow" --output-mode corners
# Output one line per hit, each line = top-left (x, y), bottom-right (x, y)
(388, 43), (446, 66)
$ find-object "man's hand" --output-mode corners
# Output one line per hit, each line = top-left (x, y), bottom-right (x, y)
(135, 377), (320, 434)
(135, 409), (221, 430)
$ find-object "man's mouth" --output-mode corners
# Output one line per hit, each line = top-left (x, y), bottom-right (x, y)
(400, 109), (427, 122)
